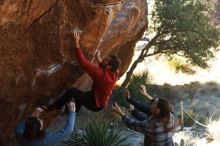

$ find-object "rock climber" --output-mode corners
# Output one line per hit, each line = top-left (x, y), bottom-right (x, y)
(45, 31), (121, 112)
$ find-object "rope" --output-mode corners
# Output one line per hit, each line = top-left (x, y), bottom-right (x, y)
(90, 0), (124, 63)
(90, 24), (103, 63)
(210, 110), (217, 121)
(67, 0), (124, 65)
(183, 109), (208, 128)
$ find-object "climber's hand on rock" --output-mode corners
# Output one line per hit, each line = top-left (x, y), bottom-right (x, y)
(73, 31), (80, 48)
(66, 101), (76, 112)
(31, 107), (44, 117)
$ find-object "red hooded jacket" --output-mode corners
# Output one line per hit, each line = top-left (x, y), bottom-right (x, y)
(75, 48), (118, 107)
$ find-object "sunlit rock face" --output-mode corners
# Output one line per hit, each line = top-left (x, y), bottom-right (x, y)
(212, 0), (220, 25)
(0, 0), (148, 145)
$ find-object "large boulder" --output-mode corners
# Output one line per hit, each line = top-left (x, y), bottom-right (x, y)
(0, 0), (148, 145)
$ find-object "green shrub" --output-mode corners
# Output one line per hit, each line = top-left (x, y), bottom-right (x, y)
(61, 113), (131, 146)
(127, 71), (152, 104)
(112, 71), (153, 107)
(111, 87), (128, 107)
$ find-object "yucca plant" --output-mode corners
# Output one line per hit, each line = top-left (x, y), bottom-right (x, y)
(167, 57), (195, 74)
(127, 71), (152, 105)
(112, 71), (152, 107)
(61, 113), (131, 146)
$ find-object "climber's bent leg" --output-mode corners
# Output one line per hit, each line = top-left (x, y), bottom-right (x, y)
(74, 91), (103, 112)
(47, 88), (103, 112)
(47, 88), (86, 111)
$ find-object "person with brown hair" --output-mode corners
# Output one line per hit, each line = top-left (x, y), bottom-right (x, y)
(112, 96), (175, 146)
(15, 101), (76, 146)
(45, 32), (121, 112)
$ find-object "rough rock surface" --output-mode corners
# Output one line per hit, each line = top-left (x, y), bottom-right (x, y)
(0, 0), (148, 145)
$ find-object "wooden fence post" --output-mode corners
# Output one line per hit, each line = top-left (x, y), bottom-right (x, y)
(180, 100), (184, 130)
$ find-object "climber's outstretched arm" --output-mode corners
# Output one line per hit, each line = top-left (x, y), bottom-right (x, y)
(72, 32), (101, 79)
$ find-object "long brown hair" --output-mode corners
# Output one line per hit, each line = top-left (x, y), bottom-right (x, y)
(24, 117), (45, 141)
(157, 98), (173, 132)
(108, 54), (121, 73)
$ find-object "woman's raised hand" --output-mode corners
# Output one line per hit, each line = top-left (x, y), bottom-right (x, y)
(112, 103), (125, 116)
(125, 89), (131, 100)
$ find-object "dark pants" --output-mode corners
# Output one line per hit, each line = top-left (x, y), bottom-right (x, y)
(48, 88), (103, 112)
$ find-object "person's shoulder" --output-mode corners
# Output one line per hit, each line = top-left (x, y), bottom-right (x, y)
(169, 112), (174, 119)
(169, 113), (175, 125)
